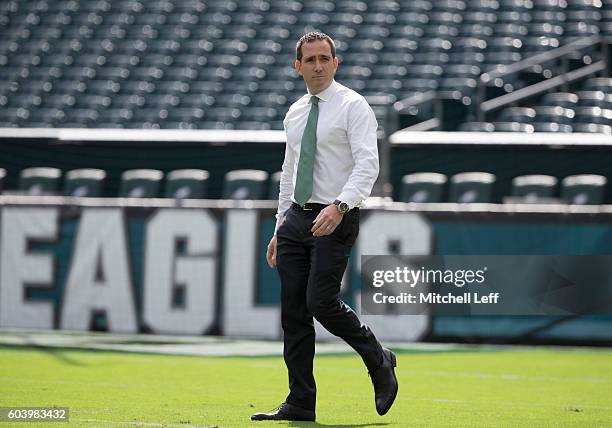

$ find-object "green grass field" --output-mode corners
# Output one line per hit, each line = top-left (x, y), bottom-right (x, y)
(1, 345), (611, 427)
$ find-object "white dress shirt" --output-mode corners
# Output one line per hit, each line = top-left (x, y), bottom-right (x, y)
(274, 80), (379, 233)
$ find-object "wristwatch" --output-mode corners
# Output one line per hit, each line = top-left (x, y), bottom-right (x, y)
(333, 199), (350, 214)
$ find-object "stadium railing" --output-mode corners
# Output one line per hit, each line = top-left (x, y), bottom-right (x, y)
(386, 36), (610, 131)
(478, 36), (610, 121)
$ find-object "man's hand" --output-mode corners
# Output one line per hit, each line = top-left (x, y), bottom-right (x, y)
(311, 205), (343, 237)
(267, 235), (278, 268)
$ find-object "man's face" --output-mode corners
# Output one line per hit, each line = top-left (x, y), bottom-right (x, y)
(295, 39), (339, 95)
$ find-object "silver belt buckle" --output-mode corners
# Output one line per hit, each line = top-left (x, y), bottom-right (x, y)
(302, 204), (313, 211)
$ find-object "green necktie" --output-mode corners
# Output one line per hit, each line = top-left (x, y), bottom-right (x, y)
(294, 95), (319, 206)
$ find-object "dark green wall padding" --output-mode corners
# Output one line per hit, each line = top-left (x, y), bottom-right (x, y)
(390, 144), (612, 203)
(2, 139), (612, 203)
(0, 140), (285, 199)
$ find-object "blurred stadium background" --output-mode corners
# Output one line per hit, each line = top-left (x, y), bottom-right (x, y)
(1, 0), (612, 425)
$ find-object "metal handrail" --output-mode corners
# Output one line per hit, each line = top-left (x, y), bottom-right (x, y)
(391, 91), (438, 114)
(479, 61), (607, 117)
(387, 91), (443, 132)
(480, 35), (604, 84)
(476, 36), (609, 120)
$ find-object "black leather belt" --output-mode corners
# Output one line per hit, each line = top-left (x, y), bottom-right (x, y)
(291, 202), (328, 211)
(291, 202), (359, 212)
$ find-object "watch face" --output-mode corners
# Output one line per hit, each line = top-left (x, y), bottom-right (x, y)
(339, 202), (349, 213)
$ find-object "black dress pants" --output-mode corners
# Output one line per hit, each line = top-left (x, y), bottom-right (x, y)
(276, 203), (384, 411)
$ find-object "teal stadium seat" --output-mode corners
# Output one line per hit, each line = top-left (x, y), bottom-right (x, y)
(510, 174), (558, 203)
(64, 168), (106, 197)
(449, 172), (496, 203)
(164, 169), (209, 199)
(400, 172), (447, 202)
(459, 122), (495, 132)
(19, 167), (62, 195)
(119, 169), (163, 198)
(223, 169), (269, 200)
(561, 174), (607, 205)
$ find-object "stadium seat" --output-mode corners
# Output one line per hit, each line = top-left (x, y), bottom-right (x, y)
(492, 122), (535, 132)
(178, 94), (215, 108)
(482, 51), (522, 69)
(561, 174), (607, 205)
(143, 94), (180, 108)
(40, 94), (76, 109)
(64, 168), (106, 197)
(164, 169), (209, 199)
(541, 92), (579, 109)
(5, 94), (42, 108)
(119, 169), (163, 198)
(523, 37), (560, 60)
(240, 107), (277, 122)
(572, 123), (612, 134)
(0, 167), (5, 193)
(497, 107), (536, 123)
(74, 94), (112, 109)
(449, 172), (496, 203)
(534, 106), (575, 125)
(573, 107), (612, 125)
(510, 174), (558, 202)
(223, 169), (269, 200)
(529, 8), (565, 23)
(528, 22), (564, 37)
(214, 94), (251, 108)
(0, 107), (30, 124)
(28, 108), (66, 125)
(438, 77), (478, 97)
(576, 91), (612, 110)
(458, 122), (495, 132)
(400, 172), (447, 203)
(495, 23), (529, 37)
(443, 64), (481, 79)
(532, 122), (572, 132)
(19, 167), (62, 195)
(166, 107), (205, 122)
(583, 77), (612, 92)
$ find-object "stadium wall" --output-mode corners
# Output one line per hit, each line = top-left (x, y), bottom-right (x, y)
(1, 197), (611, 344)
(0, 129), (287, 198)
(3, 130), (612, 202)
(389, 131), (612, 203)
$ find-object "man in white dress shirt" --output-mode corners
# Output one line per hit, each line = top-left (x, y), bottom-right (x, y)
(251, 32), (398, 422)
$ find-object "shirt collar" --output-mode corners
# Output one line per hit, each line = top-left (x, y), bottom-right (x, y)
(308, 79), (338, 103)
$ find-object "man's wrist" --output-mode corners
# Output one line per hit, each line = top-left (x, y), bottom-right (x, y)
(333, 199), (350, 214)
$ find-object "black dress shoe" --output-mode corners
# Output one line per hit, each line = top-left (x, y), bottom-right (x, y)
(369, 348), (398, 416)
(251, 402), (316, 421)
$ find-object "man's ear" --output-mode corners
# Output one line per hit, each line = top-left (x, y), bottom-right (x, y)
(295, 59), (302, 75)
(333, 56), (339, 70)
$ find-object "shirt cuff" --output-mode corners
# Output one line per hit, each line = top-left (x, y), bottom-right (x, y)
(336, 192), (363, 211)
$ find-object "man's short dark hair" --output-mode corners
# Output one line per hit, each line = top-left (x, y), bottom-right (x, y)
(295, 32), (336, 61)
